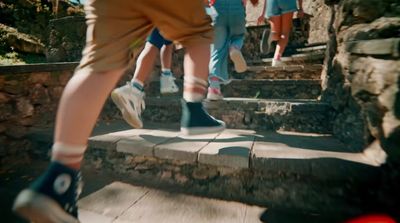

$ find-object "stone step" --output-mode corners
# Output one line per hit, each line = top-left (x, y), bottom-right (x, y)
(232, 64), (323, 80)
(86, 127), (383, 214)
(141, 97), (333, 134)
(78, 182), (265, 223)
(295, 43), (327, 53)
(145, 79), (321, 100)
(248, 50), (325, 66)
(262, 51), (325, 65)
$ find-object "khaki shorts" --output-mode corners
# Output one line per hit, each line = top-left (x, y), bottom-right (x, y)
(78, 0), (213, 72)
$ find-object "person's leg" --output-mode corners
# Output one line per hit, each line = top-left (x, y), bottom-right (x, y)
(208, 19), (229, 100)
(112, 27), (167, 129)
(268, 16), (282, 42)
(140, 28), (180, 94)
(267, 15), (281, 59)
(160, 44), (173, 71)
(262, 0), (281, 56)
(55, 69), (125, 165)
(228, 0), (247, 73)
(160, 43), (179, 94)
(147, 0), (225, 134)
(13, 0), (153, 221)
(273, 12), (294, 62)
(134, 42), (160, 84)
(181, 42), (225, 134)
(111, 42), (158, 129)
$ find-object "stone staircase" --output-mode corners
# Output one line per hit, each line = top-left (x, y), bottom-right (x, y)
(84, 44), (381, 216)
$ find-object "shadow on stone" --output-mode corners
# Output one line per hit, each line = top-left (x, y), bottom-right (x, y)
(218, 146), (249, 157)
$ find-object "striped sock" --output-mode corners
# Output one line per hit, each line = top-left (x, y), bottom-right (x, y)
(51, 142), (87, 169)
(209, 76), (220, 89)
(131, 79), (144, 92)
(183, 75), (208, 102)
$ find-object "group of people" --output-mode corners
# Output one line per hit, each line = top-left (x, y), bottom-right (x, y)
(12, 0), (303, 222)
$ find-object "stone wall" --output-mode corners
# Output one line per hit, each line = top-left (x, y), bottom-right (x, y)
(320, 0), (400, 157)
(303, 0), (331, 44)
(0, 63), (129, 165)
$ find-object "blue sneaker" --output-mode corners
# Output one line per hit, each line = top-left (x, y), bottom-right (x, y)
(180, 99), (225, 135)
(13, 162), (82, 223)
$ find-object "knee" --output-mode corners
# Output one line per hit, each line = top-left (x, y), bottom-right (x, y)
(280, 34), (289, 40)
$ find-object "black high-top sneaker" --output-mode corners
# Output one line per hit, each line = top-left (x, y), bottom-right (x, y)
(13, 162), (82, 223)
(180, 99), (225, 135)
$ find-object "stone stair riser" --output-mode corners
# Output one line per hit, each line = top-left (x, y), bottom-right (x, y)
(84, 148), (373, 215)
(145, 80), (322, 100)
(141, 99), (333, 133)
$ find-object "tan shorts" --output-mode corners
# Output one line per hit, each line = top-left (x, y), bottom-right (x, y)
(78, 0), (213, 72)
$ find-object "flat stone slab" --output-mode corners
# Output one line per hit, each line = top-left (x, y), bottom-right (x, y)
(78, 182), (265, 223)
(88, 126), (385, 175)
(252, 131), (384, 178)
(89, 129), (153, 150)
(154, 133), (220, 163)
(117, 129), (180, 156)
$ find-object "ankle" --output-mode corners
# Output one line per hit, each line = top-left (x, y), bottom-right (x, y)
(131, 80), (144, 92)
(209, 77), (221, 89)
(161, 69), (172, 76)
(183, 75), (207, 102)
(51, 143), (85, 170)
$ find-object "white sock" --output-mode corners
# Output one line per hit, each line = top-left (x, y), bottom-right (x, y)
(183, 75), (208, 102)
(51, 142), (86, 165)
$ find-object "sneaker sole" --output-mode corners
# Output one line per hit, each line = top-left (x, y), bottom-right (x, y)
(111, 91), (143, 129)
(260, 29), (270, 54)
(181, 122), (226, 135)
(160, 89), (179, 95)
(207, 94), (224, 101)
(13, 189), (80, 223)
(230, 50), (247, 73)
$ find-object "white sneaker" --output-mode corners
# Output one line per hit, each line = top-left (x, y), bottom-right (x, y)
(111, 82), (145, 128)
(160, 74), (179, 94)
(207, 87), (224, 101)
(272, 58), (285, 67)
(229, 47), (247, 73)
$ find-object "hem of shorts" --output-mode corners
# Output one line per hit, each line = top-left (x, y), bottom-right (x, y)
(266, 8), (298, 18)
(175, 36), (213, 48)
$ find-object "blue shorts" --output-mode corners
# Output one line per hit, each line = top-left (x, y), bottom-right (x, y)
(147, 28), (173, 49)
(266, 0), (298, 18)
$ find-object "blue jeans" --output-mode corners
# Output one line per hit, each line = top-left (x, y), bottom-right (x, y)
(209, 0), (246, 83)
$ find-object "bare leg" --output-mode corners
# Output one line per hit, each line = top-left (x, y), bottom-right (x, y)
(184, 43), (209, 81)
(181, 42), (225, 135)
(160, 44), (173, 70)
(54, 68), (125, 168)
(274, 12), (293, 60)
(133, 42), (159, 83)
(268, 16), (282, 42)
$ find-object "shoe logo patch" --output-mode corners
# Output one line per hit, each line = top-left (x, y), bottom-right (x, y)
(53, 174), (72, 194)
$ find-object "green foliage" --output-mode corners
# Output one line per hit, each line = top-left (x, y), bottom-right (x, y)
(0, 51), (46, 65)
